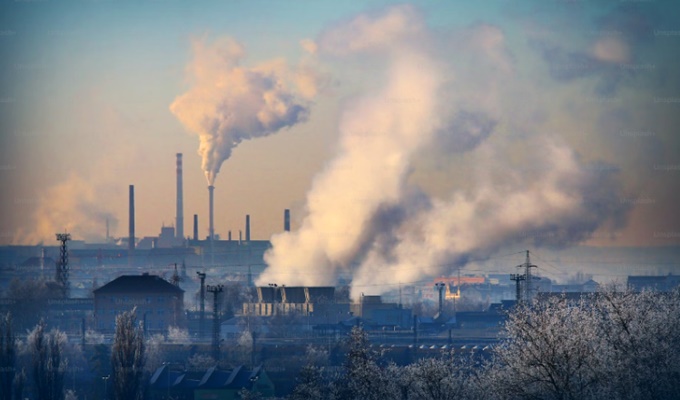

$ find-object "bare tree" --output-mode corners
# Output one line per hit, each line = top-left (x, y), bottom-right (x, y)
(485, 288), (680, 400)
(0, 313), (15, 400)
(339, 326), (395, 400)
(592, 288), (680, 399)
(11, 368), (24, 400)
(111, 309), (144, 400)
(28, 320), (67, 400)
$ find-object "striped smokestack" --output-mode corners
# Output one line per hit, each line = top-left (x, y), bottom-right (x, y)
(208, 185), (215, 241)
(176, 153), (184, 239)
(193, 214), (198, 241)
(284, 209), (290, 232)
(245, 214), (251, 242)
(129, 184), (135, 252)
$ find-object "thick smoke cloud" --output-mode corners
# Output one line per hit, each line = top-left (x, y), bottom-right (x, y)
(258, 5), (629, 298)
(260, 5), (443, 287)
(170, 37), (314, 185)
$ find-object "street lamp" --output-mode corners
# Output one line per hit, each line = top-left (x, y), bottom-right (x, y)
(102, 375), (110, 399)
(206, 284), (224, 361)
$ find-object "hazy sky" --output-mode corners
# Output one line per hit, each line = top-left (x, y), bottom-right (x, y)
(1, 0), (679, 258)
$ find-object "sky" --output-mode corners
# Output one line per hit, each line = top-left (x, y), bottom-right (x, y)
(1, 0), (679, 291)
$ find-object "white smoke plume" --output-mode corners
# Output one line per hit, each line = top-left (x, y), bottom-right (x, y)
(350, 139), (627, 299)
(260, 5), (444, 286)
(170, 37), (314, 185)
(258, 5), (628, 298)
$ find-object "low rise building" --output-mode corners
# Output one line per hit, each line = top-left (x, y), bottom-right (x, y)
(93, 273), (184, 334)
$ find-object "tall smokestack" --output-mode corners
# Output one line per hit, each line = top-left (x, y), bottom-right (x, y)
(193, 214), (198, 241)
(284, 209), (290, 232)
(176, 153), (184, 239)
(208, 185), (215, 241)
(245, 214), (251, 242)
(129, 185), (135, 252)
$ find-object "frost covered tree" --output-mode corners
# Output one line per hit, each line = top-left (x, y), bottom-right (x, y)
(406, 353), (482, 400)
(485, 288), (680, 400)
(111, 309), (144, 400)
(167, 326), (190, 344)
(29, 321), (67, 400)
(289, 364), (327, 400)
(0, 313), (15, 400)
(337, 326), (395, 400)
(289, 346), (330, 400)
(144, 333), (165, 374)
(592, 288), (680, 399)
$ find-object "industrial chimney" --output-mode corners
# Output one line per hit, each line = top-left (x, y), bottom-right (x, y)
(245, 214), (251, 242)
(129, 184), (135, 252)
(208, 185), (215, 241)
(284, 209), (290, 232)
(193, 214), (198, 241)
(176, 153), (184, 239)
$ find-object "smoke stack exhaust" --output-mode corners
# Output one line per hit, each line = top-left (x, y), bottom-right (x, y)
(245, 214), (251, 242)
(129, 184), (135, 252)
(193, 214), (198, 241)
(284, 209), (290, 232)
(208, 185), (215, 241)
(176, 153), (184, 239)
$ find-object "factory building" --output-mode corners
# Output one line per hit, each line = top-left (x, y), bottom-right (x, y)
(93, 273), (184, 334)
(243, 286), (345, 317)
(352, 295), (412, 329)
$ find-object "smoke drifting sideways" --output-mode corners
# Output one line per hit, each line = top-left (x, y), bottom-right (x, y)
(258, 5), (629, 300)
(13, 174), (118, 245)
(170, 37), (316, 185)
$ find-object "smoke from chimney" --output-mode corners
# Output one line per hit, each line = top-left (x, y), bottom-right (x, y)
(193, 214), (198, 241)
(284, 209), (290, 232)
(245, 214), (251, 242)
(208, 185), (215, 241)
(176, 153), (184, 239)
(170, 37), (315, 186)
(128, 184), (135, 252)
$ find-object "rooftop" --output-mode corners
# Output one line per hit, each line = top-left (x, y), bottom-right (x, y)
(93, 273), (184, 295)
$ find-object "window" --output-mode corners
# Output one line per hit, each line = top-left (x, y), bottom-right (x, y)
(157, 297), (165, 303)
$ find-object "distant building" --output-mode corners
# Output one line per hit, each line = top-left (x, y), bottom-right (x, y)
(243, 286), (340, 317)
(628, 274), (680, 292)
(93, 273), (184, 333)
(548, 278), (599, 294)
(352, 295), (412, 329)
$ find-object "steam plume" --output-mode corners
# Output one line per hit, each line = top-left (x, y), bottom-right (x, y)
(258, 5), (628, 298)
(170, 37), (313, 185)
(260, 5), (443, 286)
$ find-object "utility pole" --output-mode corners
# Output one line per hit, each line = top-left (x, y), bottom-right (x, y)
(197, 272), (206, 340)
(207, 284), (223, 361)
(170, 263), (180, 286)
(521, 250), (538, 302)
(510, 250), (538, 303)
(55, 233), (71, 297)
(510, 273), (526, 303)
